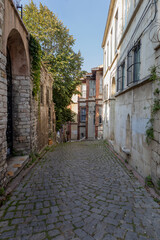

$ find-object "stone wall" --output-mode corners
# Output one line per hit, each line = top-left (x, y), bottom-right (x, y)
(0, 52), (7, 186)
(0, 0), (7, 186)
(12, 76), (31, 154)
(31, 65), (56, 153)
(0, 0), (56, 187)
(151, 47), (160, 187)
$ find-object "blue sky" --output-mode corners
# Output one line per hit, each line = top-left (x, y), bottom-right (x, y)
(21, 0), (109, 72)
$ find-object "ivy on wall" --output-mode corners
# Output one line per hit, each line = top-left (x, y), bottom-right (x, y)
(29, 34), (42, 98)
(146, 66), (160, 144)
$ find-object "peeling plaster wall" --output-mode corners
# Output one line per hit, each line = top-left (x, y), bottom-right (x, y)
(103, 0), (160, 183)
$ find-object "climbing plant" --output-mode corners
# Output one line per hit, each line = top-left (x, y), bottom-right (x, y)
(146, 65), (160, 144)
(29, 34), (42, 98)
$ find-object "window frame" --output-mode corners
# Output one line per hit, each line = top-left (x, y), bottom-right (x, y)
(80, 107), (86, 123)
(127, 41), (141, 86)
(117, 61), (125, 92)
(89, 80), (96, 97)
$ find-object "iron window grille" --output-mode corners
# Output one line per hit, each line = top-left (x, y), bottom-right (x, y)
(117, 62), (125, 92)
(80, 108), (86, 122)
(127, 41), (141, 86)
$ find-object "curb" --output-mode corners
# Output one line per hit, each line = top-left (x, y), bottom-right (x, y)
(105, 141), (160, 202)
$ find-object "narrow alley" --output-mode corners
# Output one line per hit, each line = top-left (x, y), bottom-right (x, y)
(0, 141), (159, 240)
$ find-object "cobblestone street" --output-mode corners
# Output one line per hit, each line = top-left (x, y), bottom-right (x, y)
(0, 141), (160, 240)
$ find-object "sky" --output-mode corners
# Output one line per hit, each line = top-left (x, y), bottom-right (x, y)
(20, 0), (110, 72)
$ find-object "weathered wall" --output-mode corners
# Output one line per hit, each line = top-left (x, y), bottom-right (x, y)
(0, 0), (56, 187)
(102, 0), (160, 184)
(37, 66), (56, 151)
(12, 75), (31, 154)
(31, 65), (56, 152)
(0, 0), (8, 185)
(114, 82), (152, 177)
(151, 47), (160, 186)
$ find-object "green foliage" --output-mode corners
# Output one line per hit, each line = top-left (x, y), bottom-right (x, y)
(0, 187), (5, 196)
(23, 1), (84, 129)
(154, 198), (160, 204)
(146, 66), (160, 144)
(56, 108), (76, 131)
(145, 175), (154, 188)
(29, 34), (42, 97)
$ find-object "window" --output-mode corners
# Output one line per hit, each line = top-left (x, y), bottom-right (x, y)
(110, 28), (113, 63)
(134, 42), (141, 82)
(104, 50), (106, 73)
(80, 108), (86, 122)
(99, 76), (103, 94)
(111, 77), (116, 97)
(115, 10), (118, 52)
(127, 41), (141, 85)
(117, 62), (125, 91)
(89, 80), (96, 96)
(107, 41), (109, 68)
(40, 85), (44, 104)
(93, 108), (95, 125)
(46, 88), (49, 105)
(81, 84), (86, 98)
(99, 107), (102, 124)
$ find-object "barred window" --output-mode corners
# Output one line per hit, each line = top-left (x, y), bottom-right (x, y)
(80, 108), (86, 122)
(127, 41), (141, 86)
(117, 62), (125, 92)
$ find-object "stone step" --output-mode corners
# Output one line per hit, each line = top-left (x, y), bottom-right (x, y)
(6, 155), (29, 182)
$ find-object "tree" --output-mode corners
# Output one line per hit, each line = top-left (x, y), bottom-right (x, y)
(23, 1), (84, 130)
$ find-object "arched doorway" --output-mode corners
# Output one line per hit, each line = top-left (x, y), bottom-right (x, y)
(111, 77), (116, 97)
(6, 29), (29, 156)
(126, 114), (132, 149)
(6, 48), (13, 156)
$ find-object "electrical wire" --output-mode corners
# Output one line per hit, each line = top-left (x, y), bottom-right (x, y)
(118, 0), (157, 63)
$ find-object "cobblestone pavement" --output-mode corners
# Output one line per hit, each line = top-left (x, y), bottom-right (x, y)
(0, 141), (160, 240)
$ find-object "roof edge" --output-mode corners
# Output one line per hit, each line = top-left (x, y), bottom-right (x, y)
(102, 0), (116, 48)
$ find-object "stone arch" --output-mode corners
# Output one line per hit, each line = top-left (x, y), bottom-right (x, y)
(111, 77), (116, 97)
(126, 114), (132, 149)
(6, 28), (29, 76)
(6, 28), (31, 156)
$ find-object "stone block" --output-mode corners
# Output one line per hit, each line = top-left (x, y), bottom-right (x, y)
(152, 151), (160, 165)
(157, 165), (160, 178)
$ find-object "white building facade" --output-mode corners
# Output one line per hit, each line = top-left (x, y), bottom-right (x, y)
(102, 0), (160, 187)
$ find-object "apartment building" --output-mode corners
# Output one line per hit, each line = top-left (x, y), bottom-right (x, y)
(102, 0), (160, 186)
(66, 66), (103, 141)
(78, 66), (103, 140)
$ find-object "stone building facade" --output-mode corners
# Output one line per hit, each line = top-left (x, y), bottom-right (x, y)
(78, 66), (103, 140)
(102, 0), (160, 186)
(0, 0), (56, 186)
(66, 93), (79, 141)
